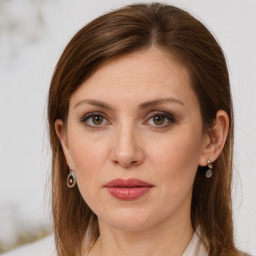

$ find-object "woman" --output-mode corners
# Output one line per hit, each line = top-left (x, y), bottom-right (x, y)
(3, 2), (249, 256)
(47, 2), (250, 256)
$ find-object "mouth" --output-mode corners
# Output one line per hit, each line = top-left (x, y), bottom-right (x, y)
(104, 178), (153, 200)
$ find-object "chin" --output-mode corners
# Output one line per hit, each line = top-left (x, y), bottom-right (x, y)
(99, 208), (159, 231)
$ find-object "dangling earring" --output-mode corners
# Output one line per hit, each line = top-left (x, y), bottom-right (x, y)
(205, 160), (213, 178)
(67, 165), (76, 188)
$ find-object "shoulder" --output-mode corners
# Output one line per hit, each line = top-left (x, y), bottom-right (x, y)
(1, 235), (56, 256)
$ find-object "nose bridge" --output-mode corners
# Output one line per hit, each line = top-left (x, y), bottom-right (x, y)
(111, 119), (143, 167)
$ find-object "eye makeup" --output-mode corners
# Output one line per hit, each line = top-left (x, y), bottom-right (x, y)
(80, 110), (176, 130)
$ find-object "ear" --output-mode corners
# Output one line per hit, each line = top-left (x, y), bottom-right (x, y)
(55, 119), (73, 166)
(198, 110), (229, 167)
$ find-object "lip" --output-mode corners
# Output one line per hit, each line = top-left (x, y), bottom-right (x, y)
(104, 178), (153, 200)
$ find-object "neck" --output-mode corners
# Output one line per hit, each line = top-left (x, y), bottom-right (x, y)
(88, 211), (194, 256)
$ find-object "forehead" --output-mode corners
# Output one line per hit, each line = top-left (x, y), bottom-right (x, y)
(69, 46), (196, 108)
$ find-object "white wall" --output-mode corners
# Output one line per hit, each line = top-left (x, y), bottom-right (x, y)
(0, 0), (255, 254)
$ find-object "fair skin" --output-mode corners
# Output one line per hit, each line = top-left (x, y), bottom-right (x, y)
(55, 46), (229, 256)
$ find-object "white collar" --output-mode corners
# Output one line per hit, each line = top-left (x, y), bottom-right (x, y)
(182, 228), (208, 256)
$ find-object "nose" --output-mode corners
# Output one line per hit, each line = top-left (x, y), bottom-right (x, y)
(110, 123), (144, 168)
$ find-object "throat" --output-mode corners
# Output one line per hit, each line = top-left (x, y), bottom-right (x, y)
(86, 226), (194, 256)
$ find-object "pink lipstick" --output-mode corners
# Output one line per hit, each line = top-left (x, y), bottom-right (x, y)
(104, 178), (153, 200)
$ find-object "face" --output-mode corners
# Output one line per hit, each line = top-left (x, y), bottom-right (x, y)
(56, 46), (210, 232)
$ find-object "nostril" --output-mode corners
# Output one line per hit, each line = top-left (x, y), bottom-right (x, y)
(124, 160), (139, 168)
(112, 159), (138, 168)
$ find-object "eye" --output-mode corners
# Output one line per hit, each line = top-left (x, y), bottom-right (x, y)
(146, 111), (175, 128)
(81, 112), (109, 128)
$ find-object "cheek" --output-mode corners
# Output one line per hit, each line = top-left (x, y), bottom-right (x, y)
(67, 129), (111, 205)
(68, 128), (108, 174)
(148, 129), (202, 189)
(68, 139), (104, 210)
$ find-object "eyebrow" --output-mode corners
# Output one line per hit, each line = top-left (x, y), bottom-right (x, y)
(74, 98), (184, 110)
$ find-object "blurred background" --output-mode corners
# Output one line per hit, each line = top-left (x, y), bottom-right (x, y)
(0, 0), (255, 254)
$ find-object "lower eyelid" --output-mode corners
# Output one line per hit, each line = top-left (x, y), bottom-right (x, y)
(80, 111), (175, 128)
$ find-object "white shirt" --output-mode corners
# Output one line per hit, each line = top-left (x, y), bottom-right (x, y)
(182, 230), (208, 256)
(1, 231), (207, 256)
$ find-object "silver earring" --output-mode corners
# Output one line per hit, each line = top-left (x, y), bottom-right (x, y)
(67, 165), (76, 188)
(205, 160), (213, 178)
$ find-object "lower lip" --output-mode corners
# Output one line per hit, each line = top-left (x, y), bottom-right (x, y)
(106, 187), (152, 200)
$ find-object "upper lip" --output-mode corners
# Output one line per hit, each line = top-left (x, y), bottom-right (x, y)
(105, 178), (153, 188)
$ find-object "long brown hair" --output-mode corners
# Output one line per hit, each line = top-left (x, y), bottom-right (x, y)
(48, 3), (241, 256)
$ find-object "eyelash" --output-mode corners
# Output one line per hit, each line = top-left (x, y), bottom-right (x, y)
(80, 111), (176, 129)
